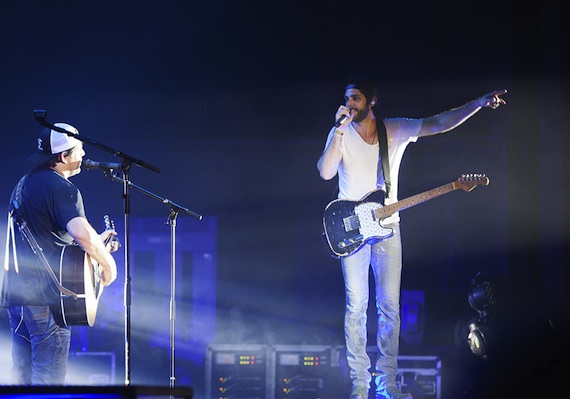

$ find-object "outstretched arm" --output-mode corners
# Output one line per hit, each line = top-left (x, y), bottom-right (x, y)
(418, 89), (507, 136)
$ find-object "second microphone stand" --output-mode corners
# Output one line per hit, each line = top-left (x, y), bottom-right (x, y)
(105, 169), (202, 387)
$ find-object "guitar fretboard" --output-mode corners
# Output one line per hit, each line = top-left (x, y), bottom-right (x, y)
(375, 182), (457, 220)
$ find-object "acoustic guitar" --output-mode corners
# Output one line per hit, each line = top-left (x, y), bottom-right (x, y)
(59, 215), (116, 326)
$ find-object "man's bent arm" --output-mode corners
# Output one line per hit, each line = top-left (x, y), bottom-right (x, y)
(317, 129), (343, 180)
(66, 216), (118, 286)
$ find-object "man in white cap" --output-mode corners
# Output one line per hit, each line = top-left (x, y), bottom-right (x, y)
(1, 123), (118, 385)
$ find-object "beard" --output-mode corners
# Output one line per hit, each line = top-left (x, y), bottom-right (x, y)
(350, 105), (371, 123)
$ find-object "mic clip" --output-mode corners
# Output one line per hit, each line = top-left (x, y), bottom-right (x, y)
(33, 109), (47, 121)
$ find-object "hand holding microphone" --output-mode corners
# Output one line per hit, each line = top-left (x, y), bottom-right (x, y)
(334, 106), (352, 134)
(335, 114), (349, 128)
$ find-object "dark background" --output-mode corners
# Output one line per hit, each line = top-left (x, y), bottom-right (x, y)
(0, 1), (568, 397)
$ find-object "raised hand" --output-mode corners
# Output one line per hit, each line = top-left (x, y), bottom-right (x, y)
(480, 89), (507, 109)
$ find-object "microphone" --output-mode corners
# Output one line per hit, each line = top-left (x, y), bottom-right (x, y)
(82, 159), (123, 171)
(334, 114), (349, 128)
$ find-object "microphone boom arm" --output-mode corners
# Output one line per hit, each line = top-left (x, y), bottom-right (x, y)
(105, 173), (202, 220)
(33, 109), (160, 174)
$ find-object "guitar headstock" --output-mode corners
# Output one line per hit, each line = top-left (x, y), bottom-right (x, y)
(103, 215), (115, 231)
(455, 174), (490, 192)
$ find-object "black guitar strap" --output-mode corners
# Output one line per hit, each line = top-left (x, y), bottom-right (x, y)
(328, 118), (391, 201)
(7, 175), (78, 298)
(378, 118), (391, 199)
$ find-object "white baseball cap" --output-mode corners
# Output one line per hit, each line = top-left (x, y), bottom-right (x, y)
(27, 123), (81, 165)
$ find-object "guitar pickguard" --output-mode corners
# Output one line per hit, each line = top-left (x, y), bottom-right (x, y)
(353, 201), (393, 243)
(322, 190), (393, 258)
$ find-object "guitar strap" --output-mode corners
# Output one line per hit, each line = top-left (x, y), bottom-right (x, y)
(328, 118), (391, 200)
(377, 117), (391, 199)
(4, 178), (24, 274)
(6, 175), (78, 298)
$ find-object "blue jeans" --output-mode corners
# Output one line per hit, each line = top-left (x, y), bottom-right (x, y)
(7, 305), (71, 385)
(341, 222), (402, 391)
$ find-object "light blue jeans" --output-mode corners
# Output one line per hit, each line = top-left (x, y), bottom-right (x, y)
(341, 222), (402, 391)
(8, 305), (71, 385)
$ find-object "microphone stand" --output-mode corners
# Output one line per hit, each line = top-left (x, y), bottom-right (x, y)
(34, 110), (193, 387)
(103, 171), (202, 388)
(122, 164), (133, 386)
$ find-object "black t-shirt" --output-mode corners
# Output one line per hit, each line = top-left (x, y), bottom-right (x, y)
(1, 166), (85, 306)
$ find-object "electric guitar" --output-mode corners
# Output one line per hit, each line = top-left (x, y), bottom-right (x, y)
(59, 215), (117, 327)
(322, 174), (489, 258)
